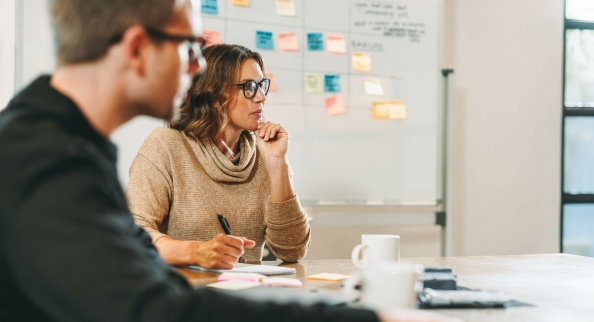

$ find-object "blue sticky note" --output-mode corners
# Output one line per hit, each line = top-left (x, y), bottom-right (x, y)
(256, 31), (274, 50)
(201, 0), (218, 14)
(307, 33), (324, 51)
(324, 75), (341, 93)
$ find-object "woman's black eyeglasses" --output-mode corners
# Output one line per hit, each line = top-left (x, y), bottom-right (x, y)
(236, 78), (270, 99)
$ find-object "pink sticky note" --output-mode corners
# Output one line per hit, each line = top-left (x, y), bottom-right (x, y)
(278, 33), (299, 51)
(326, 34), (346, 54)
(218, 274), (261, 283)
(266, 73), (277, 91)
(325, 95), (346, 116)
(203, 30), (222, 47)
(262, 277), (303, 288)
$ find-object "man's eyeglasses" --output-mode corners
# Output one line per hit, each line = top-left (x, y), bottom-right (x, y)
(145, 28), (206, 74)
(236, 79), (270, 99)
(109, 28), (207, 74)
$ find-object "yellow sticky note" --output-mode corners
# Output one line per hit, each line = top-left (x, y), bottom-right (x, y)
(352, 52), (371, 72)
(276, 0), (296, 17)
(304, 74), (324, 93)
(325, 95), (346, 117)
(207, 280), (261, 290)
(266, 72), (277, 91)
(202, 30), (222, 47)
(306, 273), (352, 281)
(278, 33), (300, 51)
(326, 34), (346, 54)
(372, 101), (407, 120)
(364, 80), (384, 96)
(231, 0), (249, 7)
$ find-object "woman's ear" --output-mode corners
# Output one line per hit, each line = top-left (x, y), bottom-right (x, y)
(210, 99), (221, 109)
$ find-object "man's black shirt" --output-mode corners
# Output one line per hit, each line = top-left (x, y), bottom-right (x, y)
(0, 76), (378, 322)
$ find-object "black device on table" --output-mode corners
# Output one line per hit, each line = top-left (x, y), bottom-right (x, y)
(418, 266), (513, 308)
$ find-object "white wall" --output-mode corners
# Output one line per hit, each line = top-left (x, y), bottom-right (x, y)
(0, 0), (16, 109)
(445, 0), (563, 256)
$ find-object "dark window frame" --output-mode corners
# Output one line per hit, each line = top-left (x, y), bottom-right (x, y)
(561, 2), (594, 253)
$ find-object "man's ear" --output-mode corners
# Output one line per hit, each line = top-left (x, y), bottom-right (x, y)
(119, 25), (148, 77)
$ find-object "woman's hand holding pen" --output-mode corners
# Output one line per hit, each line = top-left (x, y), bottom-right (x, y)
(190, 234), (255, 269)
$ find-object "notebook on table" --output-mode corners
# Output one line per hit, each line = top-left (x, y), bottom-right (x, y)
(189, 263), (296, 276)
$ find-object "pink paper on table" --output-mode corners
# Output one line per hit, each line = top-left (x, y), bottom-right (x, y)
(266, 73), (277, 91)
(262, 277), (303, 288)
(325, 95), (346, 116)
(326, 34), (346, 54)
(218, 274), (261, 283)
(202, 30), (222, 47)
(278, 33), (299, 51)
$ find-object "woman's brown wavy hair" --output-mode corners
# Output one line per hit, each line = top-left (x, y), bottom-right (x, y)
(169, 44), (265, 141)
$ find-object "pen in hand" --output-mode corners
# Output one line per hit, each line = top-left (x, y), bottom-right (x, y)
(216, 214), (246, 263)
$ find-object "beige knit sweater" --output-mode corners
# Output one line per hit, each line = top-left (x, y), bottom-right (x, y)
(126, 127), (310, 262)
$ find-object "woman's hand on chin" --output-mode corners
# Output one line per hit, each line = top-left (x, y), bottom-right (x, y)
(255, 121), (290, 160)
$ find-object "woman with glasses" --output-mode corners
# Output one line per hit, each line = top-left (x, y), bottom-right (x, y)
(126, 44), (310, 269)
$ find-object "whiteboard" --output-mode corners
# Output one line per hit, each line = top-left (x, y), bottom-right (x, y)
(203, 0), (442, 204)
(15, 0), (442, 206)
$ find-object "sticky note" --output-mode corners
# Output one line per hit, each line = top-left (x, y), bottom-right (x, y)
(266, 73), (277, 91)
(203, 30), (222, 47)
(218, 272), (267, 282)
(352, 52), (372, 72)
(326, 34), (346, 54)
(207, 280), (261, 290)
(325, 95), (346, 117)
(304, 74), (324, 93)
(364, 80), (384, 96)
(231, 0), (249, 6)
(256, 31), (274, 50)
(201, 0), (218, 14)
(324, 74), (341, 93)
(306, 273), (351, 281)
(372, 101), (407, 120)
(276, 0), (296, 17)
(278, 33), (299, 51)
(307, 33), (324, 51)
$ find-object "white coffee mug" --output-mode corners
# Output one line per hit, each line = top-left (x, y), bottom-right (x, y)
(343, 261), (423, 311)
(351, 234), (400, 269)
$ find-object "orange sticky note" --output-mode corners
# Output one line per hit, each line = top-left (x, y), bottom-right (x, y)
(278, 33), (299, 51)
(372, 101), (407, 120)
(325, 95), (346, 116)
(203, 30), (222, 47)
(266, 73), (277, 91)
(326, 34), (346, 54)
(231, 0), (250, 6)
(352, 52), (371, 72)
(307, 273), (352, 281)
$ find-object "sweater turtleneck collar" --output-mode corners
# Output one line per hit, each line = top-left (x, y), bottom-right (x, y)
(185, 130), (258, 183)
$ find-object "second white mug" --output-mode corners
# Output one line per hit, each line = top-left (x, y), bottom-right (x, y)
(343, 261), (423, 311)
(351, 234), (400, 269)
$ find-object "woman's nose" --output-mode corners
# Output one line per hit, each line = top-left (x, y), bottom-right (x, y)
(253, 86), (267, 103)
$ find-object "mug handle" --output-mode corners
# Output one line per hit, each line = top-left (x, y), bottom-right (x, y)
(351, 244), (368, 269)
